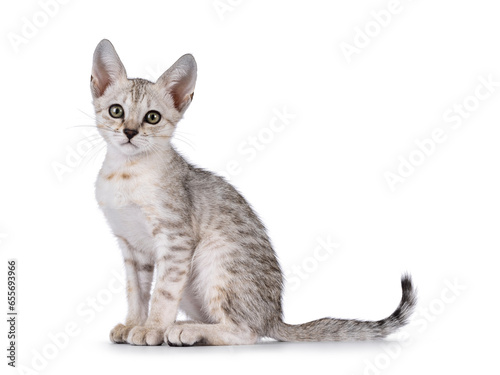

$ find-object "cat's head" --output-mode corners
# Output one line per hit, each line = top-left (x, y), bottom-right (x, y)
(90, 39), (196, 156)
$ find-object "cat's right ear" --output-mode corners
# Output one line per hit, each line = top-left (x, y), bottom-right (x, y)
(91, 39), (127, 98)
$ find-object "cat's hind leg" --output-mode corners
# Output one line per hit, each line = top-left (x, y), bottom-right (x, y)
(165, 322), (257, 346)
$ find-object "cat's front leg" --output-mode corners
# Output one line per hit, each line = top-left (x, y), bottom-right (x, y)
(127, 230), (194, 346)
(110, 236), (154, 343)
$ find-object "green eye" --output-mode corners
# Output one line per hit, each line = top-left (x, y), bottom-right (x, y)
(145, 110), (161, 124)
(109, 104), (124, 118)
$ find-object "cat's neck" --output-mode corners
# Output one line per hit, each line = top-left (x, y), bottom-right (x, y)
(102, 143), (179, 173)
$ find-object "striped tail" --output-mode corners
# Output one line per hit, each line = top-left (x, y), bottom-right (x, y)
(270, 274), (416, 342)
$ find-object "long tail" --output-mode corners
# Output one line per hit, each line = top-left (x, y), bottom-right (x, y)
(270, 274), (417, 342)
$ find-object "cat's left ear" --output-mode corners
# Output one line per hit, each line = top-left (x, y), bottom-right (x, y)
(157, 54), (197, 114)
(91, 39), (127, 98)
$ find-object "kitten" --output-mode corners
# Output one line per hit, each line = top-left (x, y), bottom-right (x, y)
(91, 39), (416, 346)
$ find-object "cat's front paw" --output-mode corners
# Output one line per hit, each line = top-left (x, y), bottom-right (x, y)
(127, 325), (164, 346)
(110, 323), (136, 344)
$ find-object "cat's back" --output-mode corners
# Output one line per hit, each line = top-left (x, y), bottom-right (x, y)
(184, 164), (270, 247)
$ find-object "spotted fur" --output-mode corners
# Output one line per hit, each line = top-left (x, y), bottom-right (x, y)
(91, 39), (417, 346)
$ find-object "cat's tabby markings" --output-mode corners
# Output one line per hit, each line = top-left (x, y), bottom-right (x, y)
(91, 39), (416, 346)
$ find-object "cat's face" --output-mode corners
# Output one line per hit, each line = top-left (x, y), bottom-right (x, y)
(91, 40), (196, 157)
(92, 77), (181, 156)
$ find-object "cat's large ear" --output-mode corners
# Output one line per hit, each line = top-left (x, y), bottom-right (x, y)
(91, 39), (127, 98)
(156, 54), (197, 114)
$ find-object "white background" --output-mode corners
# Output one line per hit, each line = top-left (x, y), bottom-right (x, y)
(1, 0), (499, 374)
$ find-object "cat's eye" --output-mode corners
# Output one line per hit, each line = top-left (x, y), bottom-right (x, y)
(109, 104), (124, 118)
(145, 111), (161, 124)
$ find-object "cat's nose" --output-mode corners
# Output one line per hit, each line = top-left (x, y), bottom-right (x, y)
(123, 129), (138, 140)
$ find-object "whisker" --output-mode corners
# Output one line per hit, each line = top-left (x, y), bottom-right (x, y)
(148, 143), (171, 171)
(80, 140), (107, 169)
(66, 125), (99, 129)
(79, 135), (104, 145)
(173, 135), (196, 150)
(78, 109), (96, 121)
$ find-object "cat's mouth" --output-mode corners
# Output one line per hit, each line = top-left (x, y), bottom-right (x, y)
(116, 140), (140, 154)
(121, 140), (138, 148)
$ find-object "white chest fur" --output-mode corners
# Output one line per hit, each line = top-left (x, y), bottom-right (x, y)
(95, 157), (161, 253)
(95, 163), (156, 209)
